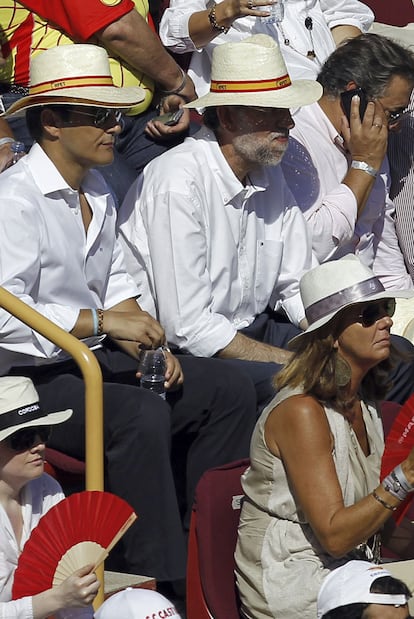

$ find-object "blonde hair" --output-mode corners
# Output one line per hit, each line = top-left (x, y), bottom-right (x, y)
(275, 321), (393, 417)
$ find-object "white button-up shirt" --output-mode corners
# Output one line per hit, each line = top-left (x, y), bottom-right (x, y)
(119, 127), (314, 357)
(0, 143), (139, 374)
(160, 0), (374, 94)
(0, 474), (64, 619)
(281, 102), (413, 291)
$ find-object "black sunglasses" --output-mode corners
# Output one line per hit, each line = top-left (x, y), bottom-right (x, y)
(5, 426), (52, 451)
(70, 108), (123, 128)
(357, 298), (395, 328)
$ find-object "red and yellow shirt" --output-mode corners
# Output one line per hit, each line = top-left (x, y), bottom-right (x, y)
(0, 0), (155, 114)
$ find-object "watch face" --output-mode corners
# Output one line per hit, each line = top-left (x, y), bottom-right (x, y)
(392, 479), (401, 492)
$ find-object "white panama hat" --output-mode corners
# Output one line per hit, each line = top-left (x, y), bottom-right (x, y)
(289, 255), (414, 349)
(4, 44), (145, 117)
(317, 561), (410, 618)
(94, 587), (182, 619)
(185, 34), (322, 109)
(0, 376), (72, 442)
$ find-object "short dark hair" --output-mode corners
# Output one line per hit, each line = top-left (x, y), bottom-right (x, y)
(323, 575), (412, 619)
(25, 105), (71, 142)
(318, 33), (414, 99)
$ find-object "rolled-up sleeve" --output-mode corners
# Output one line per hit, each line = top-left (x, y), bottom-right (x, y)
(0, 200), (80, 359)
(320, 0), (374, 32)
(0, 597), (32, 619)
(140, 189), (238, 356)
(160, 0), (207, 52)
(281, 137), (358, 262)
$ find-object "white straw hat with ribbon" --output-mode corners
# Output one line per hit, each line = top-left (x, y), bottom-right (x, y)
(0, 376), (72, 442)
(184, 33), (322, 109)
(289, 255), (414, 348)
(4, 44), (145, 117)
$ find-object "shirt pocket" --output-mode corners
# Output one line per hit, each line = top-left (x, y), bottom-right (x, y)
(255, 240), (283, 307)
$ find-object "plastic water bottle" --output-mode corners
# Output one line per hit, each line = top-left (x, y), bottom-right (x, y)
(11, 141), (25, 164)
(259, 0), (284, 23)
(138, 347), (167, 399)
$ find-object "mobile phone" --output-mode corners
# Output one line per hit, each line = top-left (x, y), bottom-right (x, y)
(340, 87), (369, 122)
(152, 109), (184, 126)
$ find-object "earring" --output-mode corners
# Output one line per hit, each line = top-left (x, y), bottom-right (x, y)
(335, 353), (351, 387)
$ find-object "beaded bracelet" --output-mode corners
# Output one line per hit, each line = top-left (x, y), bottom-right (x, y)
(372, 491), (397, 511)
(208, 3), (230, 34)
(97, 309), (104, 336)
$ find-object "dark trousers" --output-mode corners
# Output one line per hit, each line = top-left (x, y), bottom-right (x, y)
(13, 347), (257, 581)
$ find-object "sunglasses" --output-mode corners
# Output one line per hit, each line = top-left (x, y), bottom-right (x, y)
(376, 100), (409, 127)
(5, 426), (52, 451)
(357, 298), (395, 328)
(68, 108), (123, 129)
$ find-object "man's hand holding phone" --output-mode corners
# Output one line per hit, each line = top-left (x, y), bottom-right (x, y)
(340, 87), (388, 173)
(145, 94), (190, 140)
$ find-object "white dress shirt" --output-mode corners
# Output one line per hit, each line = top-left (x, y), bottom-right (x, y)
(118, 127), (314, 357)
(160, 0), (374, 95)
(0, 143), (139, 374)
(0, 474), (64, 619)
(281, 102), (413, 291)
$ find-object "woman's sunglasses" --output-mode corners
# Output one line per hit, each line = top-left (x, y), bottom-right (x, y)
(357, 298), (396, 328)
(5, 426), (52, 451)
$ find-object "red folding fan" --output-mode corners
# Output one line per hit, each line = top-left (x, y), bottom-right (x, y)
(381, 394), (414, 524)
(12, 490), (137, 599)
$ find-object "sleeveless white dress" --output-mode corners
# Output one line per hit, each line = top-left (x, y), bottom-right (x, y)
(235, 386), (384, 619)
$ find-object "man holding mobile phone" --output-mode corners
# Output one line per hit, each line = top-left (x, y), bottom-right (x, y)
(281, 33), (414, 294)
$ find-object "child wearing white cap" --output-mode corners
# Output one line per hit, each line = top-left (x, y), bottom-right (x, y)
(95, 588), (182, 619)
(317, 560), (411, 619)
(0, 376), (100, 619)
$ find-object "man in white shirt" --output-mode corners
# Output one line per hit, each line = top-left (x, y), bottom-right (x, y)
(281, 33), (414, 291)
(119, 34), (322, 406)
(0, 44), (259, 586)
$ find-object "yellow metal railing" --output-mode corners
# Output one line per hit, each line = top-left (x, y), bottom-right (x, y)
(0, 286), (105, 606)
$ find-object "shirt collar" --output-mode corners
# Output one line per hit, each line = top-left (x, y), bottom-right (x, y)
(312, 102), (345, 151)
(194, 126), (269, 206)
(26, 142), (110, 200)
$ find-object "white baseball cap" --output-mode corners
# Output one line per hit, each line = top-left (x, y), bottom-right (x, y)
(94, 588), (182, 619)
(317, 561), (410, 618)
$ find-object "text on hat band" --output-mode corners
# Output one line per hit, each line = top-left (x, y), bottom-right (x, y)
(306, 277), (385, 326)
(210, 75), (292, 93)
(0, 402), (48, 432)
(30, 75), (115, 95)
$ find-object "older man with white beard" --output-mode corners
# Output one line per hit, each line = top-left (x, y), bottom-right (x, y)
(118, 34), (322, 407)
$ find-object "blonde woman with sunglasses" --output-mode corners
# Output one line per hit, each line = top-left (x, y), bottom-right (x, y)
(235, 256), (414, 619)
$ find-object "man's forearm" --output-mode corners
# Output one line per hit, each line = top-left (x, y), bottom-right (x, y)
(217, 332), (292, 365)
(97, 10), (192, 95)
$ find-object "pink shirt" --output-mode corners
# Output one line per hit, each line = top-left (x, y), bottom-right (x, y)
(281, 102), (413, 291)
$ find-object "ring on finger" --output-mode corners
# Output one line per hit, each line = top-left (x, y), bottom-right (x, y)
(373, 123), (382, 128)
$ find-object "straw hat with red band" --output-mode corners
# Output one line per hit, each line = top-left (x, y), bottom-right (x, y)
(184, 34), (322, 109)
(3, 44), (145, 118)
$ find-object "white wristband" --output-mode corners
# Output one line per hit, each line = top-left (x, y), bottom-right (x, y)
(351, 160), (378, 178)
(0, 137), (15, 148)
